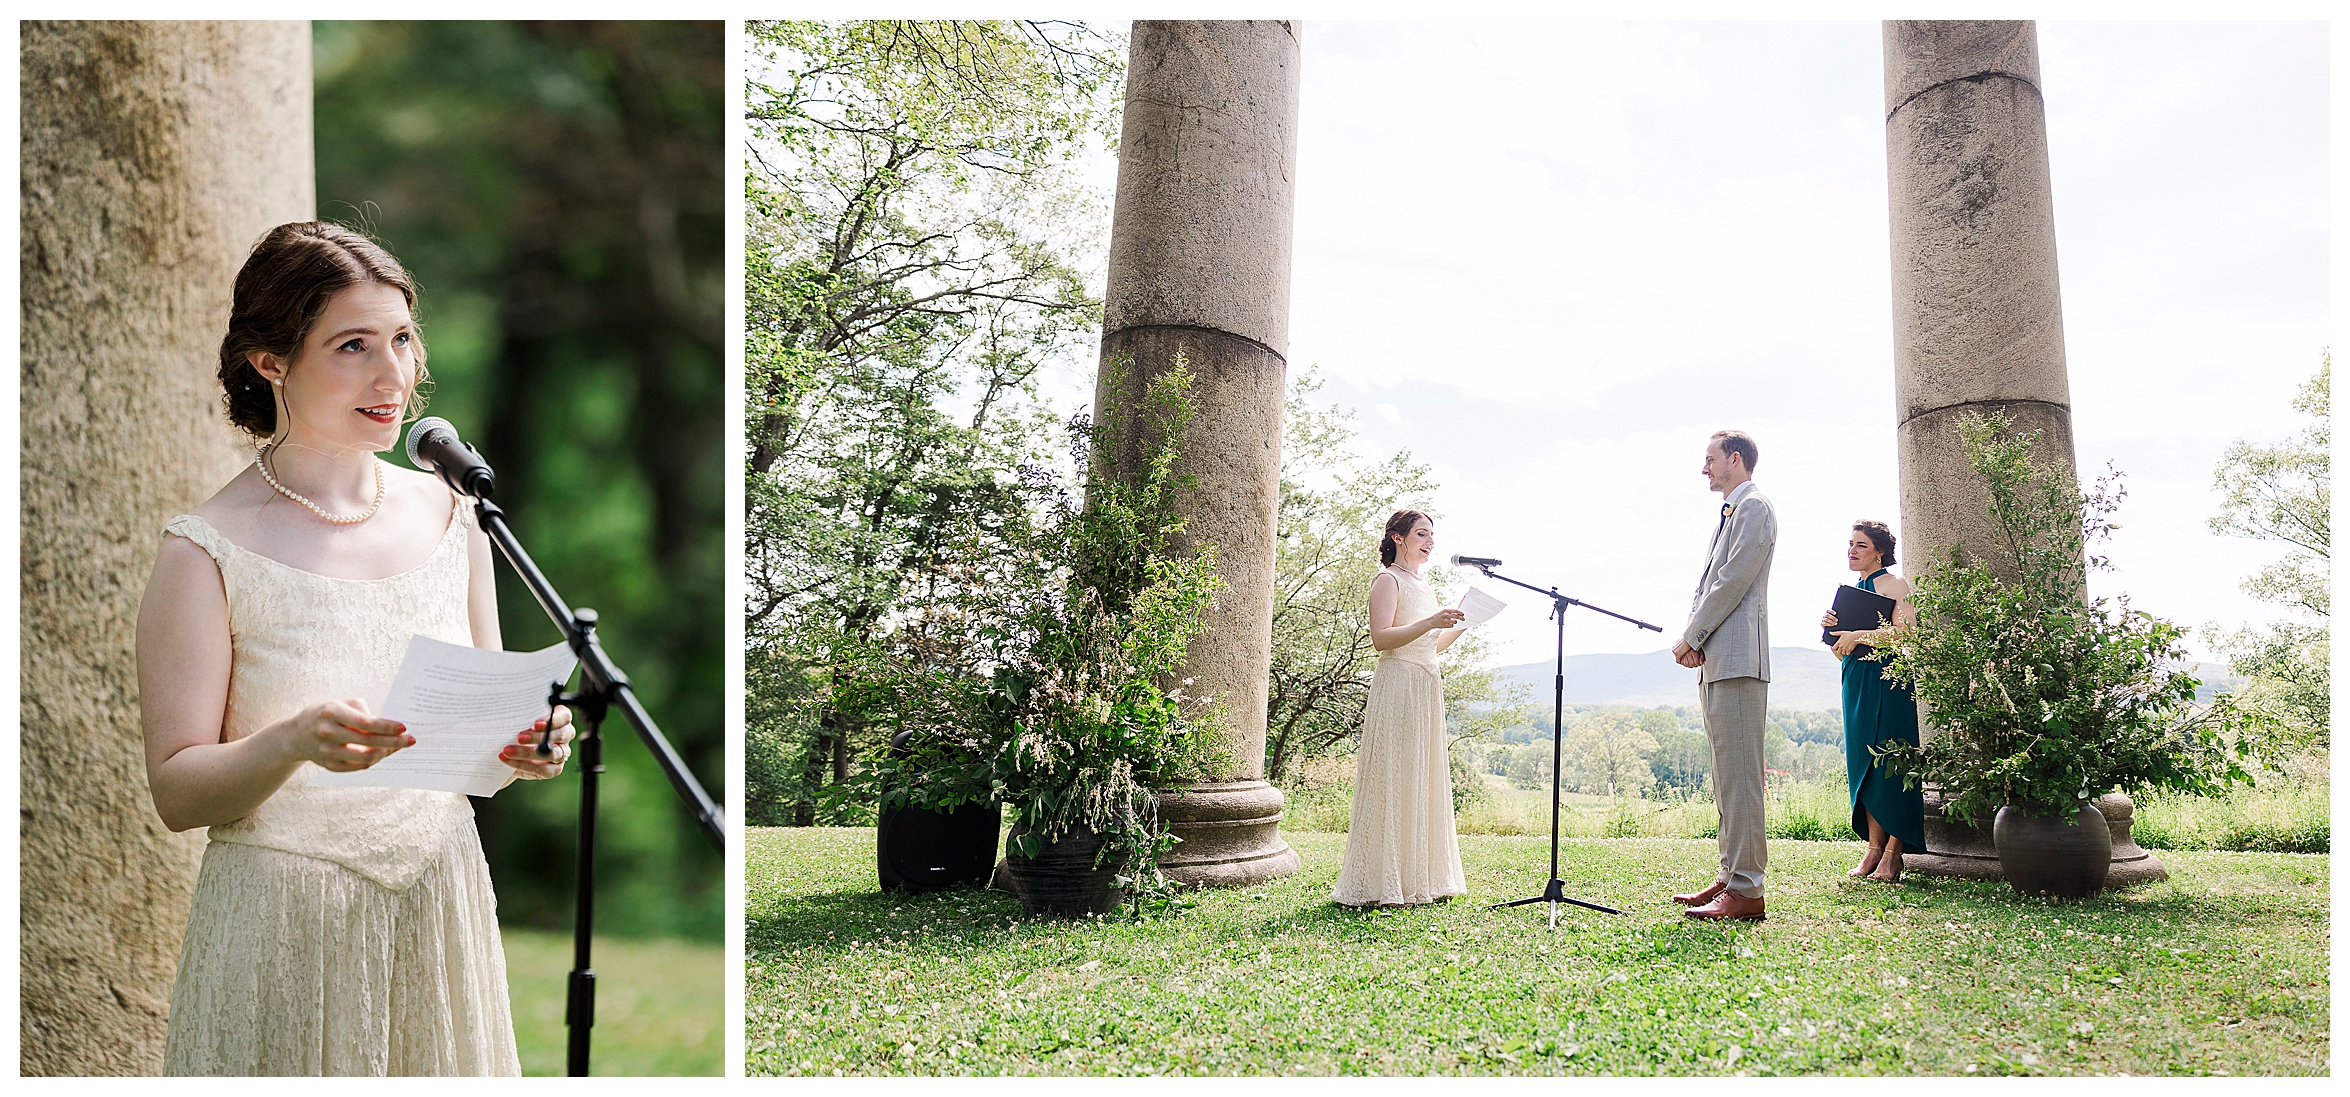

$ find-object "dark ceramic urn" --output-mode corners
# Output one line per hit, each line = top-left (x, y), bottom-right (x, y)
(1000, 824), (1123, 918)
(1992, 804), (2113, 898)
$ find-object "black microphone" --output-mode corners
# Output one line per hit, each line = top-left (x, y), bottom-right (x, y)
(406, 417), (496, 499)
(1450, 555), (1503, 568)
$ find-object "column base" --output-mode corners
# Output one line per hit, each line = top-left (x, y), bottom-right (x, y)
(1907, 787), (2006, 880)
(1157, 779), (1300, 888)
(1906, 789), (2167, 888)
(2091, 792), (2169, 887)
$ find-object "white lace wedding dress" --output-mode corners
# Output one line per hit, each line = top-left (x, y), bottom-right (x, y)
(1332, 565), (1467, 907)
(160, 500), (520, 1076)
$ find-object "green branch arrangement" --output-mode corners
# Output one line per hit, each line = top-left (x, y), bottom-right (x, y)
(1873, 412), (2256, 826)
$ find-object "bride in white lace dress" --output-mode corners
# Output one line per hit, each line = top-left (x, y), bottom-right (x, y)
(136, 223), (574, 1076)
(1332, 510), (1470, 907)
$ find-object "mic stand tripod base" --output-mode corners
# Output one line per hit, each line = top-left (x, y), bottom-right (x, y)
(1492, 878), (1626, 927)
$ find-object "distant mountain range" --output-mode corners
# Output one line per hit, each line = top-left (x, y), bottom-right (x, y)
(1490, 647), (1846, 711)
(1488, 648), (2241, 712)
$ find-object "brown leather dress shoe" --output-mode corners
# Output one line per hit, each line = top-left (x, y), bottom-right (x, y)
(1684, 889), (1766, 921)
(1672, 881), (1726, 906)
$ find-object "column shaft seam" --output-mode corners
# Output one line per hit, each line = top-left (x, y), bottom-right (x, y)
(1885, 69), (2044, 124)
(1104, 322), (1288, 365)
(1900, 396), (2071, 430)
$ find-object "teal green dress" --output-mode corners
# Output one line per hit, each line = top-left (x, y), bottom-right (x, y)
(1842, 569), (1925, 850)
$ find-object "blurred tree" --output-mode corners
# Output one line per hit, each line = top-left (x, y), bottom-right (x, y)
(1645, 708), (1711, 793)
(2207, 353), (2330, 752)
(312, 20), (724, 938)
(742, 20), (1123, 824)
(1506, 744), (1551, 791)
(1565, 712), (1657, 805)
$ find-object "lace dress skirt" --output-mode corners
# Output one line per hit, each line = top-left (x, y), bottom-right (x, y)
(1332, 653), (1468, 907)
(157, 507), (519, 1076)
(162, 820), (519, 1076)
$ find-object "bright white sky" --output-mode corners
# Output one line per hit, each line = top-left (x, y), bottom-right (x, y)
(1037, 20), (2329, 668)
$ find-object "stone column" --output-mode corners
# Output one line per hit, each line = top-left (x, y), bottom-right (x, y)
(20, 21), (314, 1074)
(1881, 20), (2162, 886)
(1093, 20), (1301, 887)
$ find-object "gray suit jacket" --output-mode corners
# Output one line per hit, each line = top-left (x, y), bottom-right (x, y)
(1683, 480), (1776, 684)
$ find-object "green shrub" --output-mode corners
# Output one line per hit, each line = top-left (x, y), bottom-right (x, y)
(1878, 413), (2252, 824)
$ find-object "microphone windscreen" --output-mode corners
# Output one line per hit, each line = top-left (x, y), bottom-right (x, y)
(406, 416), (457, 470)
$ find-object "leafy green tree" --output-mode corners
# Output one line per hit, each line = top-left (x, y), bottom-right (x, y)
(314, 20), (723, 938)
(1566, 712), (1658, 804)
(2207, 354), (2329, 751)
(1645, 708), (1711, 793)
(742, 20), (1122, 823)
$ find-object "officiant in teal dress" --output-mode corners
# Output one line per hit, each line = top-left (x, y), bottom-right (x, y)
(1822, 520), (1925, 884)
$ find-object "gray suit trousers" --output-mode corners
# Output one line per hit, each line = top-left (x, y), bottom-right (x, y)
(1702, 675), (1768, 898)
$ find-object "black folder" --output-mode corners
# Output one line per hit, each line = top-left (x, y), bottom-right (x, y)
(1823, 585), (1899, 654)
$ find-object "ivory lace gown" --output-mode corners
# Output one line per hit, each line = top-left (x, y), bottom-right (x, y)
(1332, 566), (1467, 906)
(160, 501), (520, 1076)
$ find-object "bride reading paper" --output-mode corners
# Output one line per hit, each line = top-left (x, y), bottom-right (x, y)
(137, 223), (574, 1075)
(1332, 509), (1471, 907)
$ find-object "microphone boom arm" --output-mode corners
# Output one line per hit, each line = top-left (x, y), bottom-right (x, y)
(1466, 563), (1662, 633)
(473, 497), (725, 848)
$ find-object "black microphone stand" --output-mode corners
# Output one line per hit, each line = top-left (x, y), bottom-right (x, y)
(456, 480), (726, 1077)
(1466, 563), (1661, 927)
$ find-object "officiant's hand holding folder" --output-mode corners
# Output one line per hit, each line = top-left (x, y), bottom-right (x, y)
(1824, 585), (1898, 658)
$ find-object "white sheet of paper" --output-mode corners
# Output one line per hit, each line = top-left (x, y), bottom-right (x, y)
(310, 636), (578, 797)
(1455, 586), (1508, 628)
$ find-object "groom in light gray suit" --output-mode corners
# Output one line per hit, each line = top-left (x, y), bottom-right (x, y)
(1669, 430), (1775, 920)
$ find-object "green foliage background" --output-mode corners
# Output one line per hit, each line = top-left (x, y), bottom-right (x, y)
(312, 20), (724, 939)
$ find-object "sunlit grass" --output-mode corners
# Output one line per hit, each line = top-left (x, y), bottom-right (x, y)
(748, 828), (2326, 1076)
(504, 928), (722, 1076)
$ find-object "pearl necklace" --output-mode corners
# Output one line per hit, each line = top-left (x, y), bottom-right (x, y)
(256, 443), (385, 525)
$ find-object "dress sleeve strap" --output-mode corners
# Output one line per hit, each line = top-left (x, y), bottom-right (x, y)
(163, 514), (237, 567)
(450, 489), (479, 533)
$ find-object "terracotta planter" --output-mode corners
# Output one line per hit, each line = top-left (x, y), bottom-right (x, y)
(1992, 804), (2112, 898)
(1001, 824), (1123, 918)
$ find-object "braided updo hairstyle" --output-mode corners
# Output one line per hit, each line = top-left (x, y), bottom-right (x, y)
(1853, 519), (1897, 566)
(217, 222), (430, 439)
(1380, 509), (1431, 567)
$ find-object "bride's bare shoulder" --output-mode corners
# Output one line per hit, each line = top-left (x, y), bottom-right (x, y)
(181, 463), (270, 537)
(1876, 572), (1913, 599)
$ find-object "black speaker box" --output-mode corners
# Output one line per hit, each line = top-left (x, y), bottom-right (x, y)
(875, 729), (1001, 892)
(877, 800), (1001, 893)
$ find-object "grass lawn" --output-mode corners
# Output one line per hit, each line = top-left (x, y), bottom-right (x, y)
(747, 828), (2328, 1076)
(505, 927), (723, 1076)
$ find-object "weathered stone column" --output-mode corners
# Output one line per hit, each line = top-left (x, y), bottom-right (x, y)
(1881, 20), (2162, 886)
(1093, 20), (1300, 887)
(21, 21), (313, 1074)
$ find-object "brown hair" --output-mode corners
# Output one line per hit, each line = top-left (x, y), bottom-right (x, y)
(1710, 429), (1758, 472)
(1380, 509), (1431, 566)
(1853, 519), (1897, 567)
(217, 222), (429, 439)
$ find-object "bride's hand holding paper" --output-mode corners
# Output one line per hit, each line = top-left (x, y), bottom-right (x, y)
(268, 699), (415, 773)
(310, 636), (581, 797)
(1452, 586), (1508, 628)
(499, 706), (576, 781)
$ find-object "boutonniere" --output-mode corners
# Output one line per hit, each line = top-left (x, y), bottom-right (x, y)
(1720, 503), (1734, 518)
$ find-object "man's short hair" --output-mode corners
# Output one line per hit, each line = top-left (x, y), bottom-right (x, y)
(1710, 430), (1759, 472)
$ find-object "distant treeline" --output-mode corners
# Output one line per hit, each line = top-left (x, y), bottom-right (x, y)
(1457, 704), (1847, 798)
